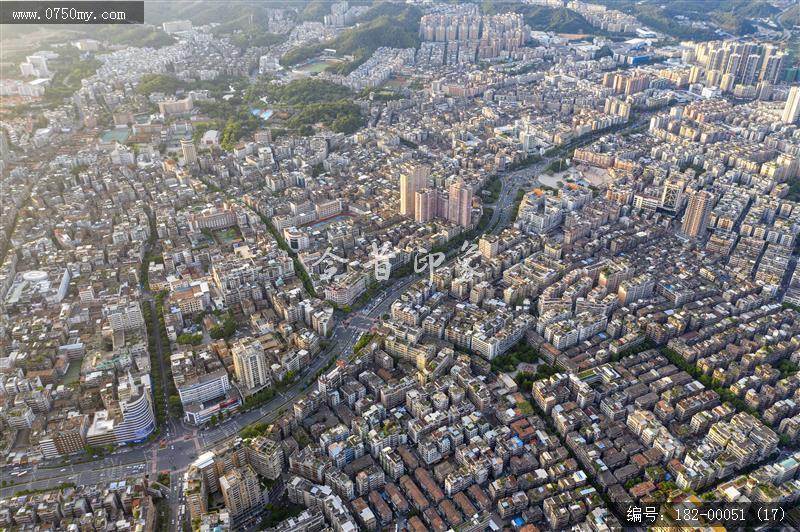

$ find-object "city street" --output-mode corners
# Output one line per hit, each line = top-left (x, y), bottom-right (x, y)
(3, 9), (799, 531)
(0, 164), (528, 501)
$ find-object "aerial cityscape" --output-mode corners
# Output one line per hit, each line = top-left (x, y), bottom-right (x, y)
(2, 0), (800, 530)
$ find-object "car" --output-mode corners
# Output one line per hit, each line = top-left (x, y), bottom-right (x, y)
(60, 468), (66, 472)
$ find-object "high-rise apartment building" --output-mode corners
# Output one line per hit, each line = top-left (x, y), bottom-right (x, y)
(246, 436), (285, 480)
(105, 300), (145, 334)
(181, 139), (198, 166)
(51, 415), (89, 456)
(782, 86), (800, 125)
(447, 179), (473, 227)
(232, 339), (271, 392)
(688, 65), (703, 84)
(399, 163), (430, 218)
(660, 178), (685, 212)
(760, 45), (785, 84)
(681, 191), (714, 239)
(692, 40), (785, 86)
(185, 476), (208, 521)
(414, 188), (437, 223)
(219, 465), (264, 525)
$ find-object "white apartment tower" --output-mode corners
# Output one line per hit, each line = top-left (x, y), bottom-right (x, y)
(181, 139), (198, 166)
(232, 339), (271, 392)
(782, 86), (800, 125)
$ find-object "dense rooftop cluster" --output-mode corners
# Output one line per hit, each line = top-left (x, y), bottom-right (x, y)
(1, 0), (800, 530)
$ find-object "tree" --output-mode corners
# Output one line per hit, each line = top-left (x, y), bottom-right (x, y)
(177, 333), (203, 345)
(241, 421), (270, 439)
(85, 444), (101, 457)
(210, 314), (237, 339)
(354, 333), (375, 353)
(221, 119), (243, 151)
(137, 73), (186, 96)
(169, 395), (183, 414)
(331, 114), (363, 134)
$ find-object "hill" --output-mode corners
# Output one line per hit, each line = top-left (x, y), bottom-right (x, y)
(143, 1), (262, 26)
(256, 78), (354, 106)
(298, 0), (332, 22)
(0, 23), (174, 52)
(195, 78), (364, 144)
(136, 74), (188, 96)
(297, 0), (379, 22)
(280, 3), (422, 73)
(594, 0), (778, 39)
(780, 4), (800, 28)
(142, 1), (289, 39)
(257, 79), (364, 135)
(94, 25), (175, 48)
(483, 2), (598, 35)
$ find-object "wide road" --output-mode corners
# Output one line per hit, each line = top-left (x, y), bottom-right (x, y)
(489, 160), (549, 235)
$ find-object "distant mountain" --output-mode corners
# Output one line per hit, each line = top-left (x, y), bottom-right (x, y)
(297, 0), (333, 23)
(780, 4), (800, 28)
(592, 0), (779, 39)
(142, 1), (277, 34)
(141, 0), (373, 30)
(0, 23), (174, 51)
(483, 2), (600, 35)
